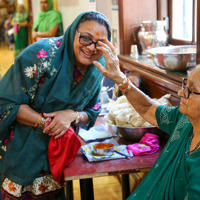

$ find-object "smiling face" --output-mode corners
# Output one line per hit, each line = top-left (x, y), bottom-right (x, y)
(178, 67), (200, 119)
(40, 0), (49, 12)
(73, 20), (108, 68)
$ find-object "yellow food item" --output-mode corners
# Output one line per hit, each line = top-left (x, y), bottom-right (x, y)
(93, 143), (114, 149)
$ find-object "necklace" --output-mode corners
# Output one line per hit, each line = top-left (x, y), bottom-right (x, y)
(189, 140), (200, 156)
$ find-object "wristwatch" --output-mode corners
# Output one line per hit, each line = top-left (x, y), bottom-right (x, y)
(36, 32), (39, 37)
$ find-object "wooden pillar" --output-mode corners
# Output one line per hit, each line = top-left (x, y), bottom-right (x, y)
(14, 0), (18, 7)
(23, 0), (29, 11)
(53, 0), (58, 11)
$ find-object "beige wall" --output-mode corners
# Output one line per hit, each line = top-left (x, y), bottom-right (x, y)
(31, 0), (96, 32)
(31, 0), (119, 52)
(57, 0), (96, 30)
(96, 0), (120, 53)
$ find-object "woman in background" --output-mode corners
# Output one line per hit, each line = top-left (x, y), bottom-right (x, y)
(3, 14), (14, 50)
(12, 4), (29, 57)
(32, 0), (63, 42)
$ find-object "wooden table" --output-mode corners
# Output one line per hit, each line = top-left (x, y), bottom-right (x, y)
(63, 116), (168, 200)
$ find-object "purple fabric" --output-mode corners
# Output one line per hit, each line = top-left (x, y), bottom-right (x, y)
(127, 133), (160, 156)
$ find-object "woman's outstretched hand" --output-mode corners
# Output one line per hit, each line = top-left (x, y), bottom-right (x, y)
(93, 38), (126, 85)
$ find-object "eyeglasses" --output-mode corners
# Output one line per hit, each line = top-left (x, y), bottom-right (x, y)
(76, 29), (102, 48)
(182, 78), (200, 99)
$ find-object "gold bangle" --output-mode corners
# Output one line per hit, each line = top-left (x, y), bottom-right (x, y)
(36, 31), (39, 37)
(114, 84), (120, 97)
(75, 111), (80, 124)
(34, 115), (42, 128)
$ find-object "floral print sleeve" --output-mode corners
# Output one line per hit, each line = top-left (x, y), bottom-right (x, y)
(22, 38), (62, 101)
(0, 37), (63, 140)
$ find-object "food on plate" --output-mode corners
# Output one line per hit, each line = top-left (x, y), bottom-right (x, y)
(93, 143), (114, 149)
(93, 143), (114, 156)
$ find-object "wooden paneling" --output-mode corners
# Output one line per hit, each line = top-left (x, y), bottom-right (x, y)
(118, 0), (168, 55)
(118, 0), (157, 55)
(0, 4), (15, 10)
(53, 0), (58, 11)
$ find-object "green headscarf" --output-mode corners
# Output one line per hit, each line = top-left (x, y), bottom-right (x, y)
(32, 0), (62, 33)
(0, 11), (112, 186)
(13, 4), (29, 23)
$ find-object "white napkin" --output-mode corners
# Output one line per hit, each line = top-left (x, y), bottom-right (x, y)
(78, 124), (116, 142)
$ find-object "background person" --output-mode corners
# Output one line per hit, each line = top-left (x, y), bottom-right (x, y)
(12, 4), (29, 57)
(3, 13), (14, 49)
(32, 0), (63, 42)
(93, 38), (200, 199)
(0, 11), (111, 199)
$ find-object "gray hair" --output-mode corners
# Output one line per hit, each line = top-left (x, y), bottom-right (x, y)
(195, 64), (200, 69)
(77, 12), (112, 41)
(187, 65), (200, 75)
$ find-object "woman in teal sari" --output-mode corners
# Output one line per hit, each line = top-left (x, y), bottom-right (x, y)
(12, 4), (29, 57)
(0, 11), (111, 199)
(32, 0), (63, 42)
(94, 38), (200, 199)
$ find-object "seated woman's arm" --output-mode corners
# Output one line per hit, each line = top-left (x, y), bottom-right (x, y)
(12, 20), (29, 27)
(123, 83), (159, 127)
(93, 38), (159, 127)
(32, 24), (59, 41)
(16, 21), (29, 27)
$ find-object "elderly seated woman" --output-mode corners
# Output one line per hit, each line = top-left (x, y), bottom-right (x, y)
(93, 36), (200, 199)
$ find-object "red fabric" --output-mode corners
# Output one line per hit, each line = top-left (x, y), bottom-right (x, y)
(48, 126), (81, 185)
